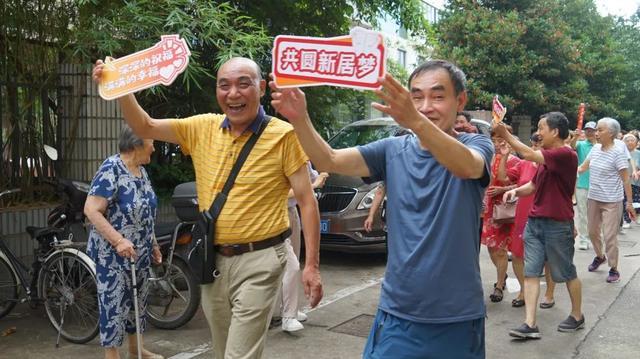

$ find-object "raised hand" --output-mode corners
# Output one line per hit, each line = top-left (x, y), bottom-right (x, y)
(92, 59), (106, 84)
(492, 120), (510, 139)
(269, 77), (309, 124)
(499, 141), (511, 156)
(372, 74), (426, 131)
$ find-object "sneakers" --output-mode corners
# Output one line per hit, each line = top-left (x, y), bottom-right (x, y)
(622, 222), (631, 229)
(509, 323), (541, 339)
(606, 269), (620, 283)
(578, 238), (590, 250)
(269, 317), (282, 329)
(282, 317), (304, 332)
(297, 311), (308, 322)
(588, 256), (606, 272)
(557, 315), (585, 332)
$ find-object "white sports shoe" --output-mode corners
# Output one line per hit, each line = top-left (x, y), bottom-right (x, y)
(282, 318), (304, 332)
(622, 222), (631, 229)
(578, 237), (590, 250)
(297, 311), (308, 322)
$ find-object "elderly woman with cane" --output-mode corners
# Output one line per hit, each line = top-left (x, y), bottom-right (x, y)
(85, 125), (163, 359)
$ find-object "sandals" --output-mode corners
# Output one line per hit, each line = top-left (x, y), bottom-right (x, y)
(539, 300), (555, 309)
(489, 273), (508, 303)
(511, 298), (525, 307)
(490, 284), (504, 302)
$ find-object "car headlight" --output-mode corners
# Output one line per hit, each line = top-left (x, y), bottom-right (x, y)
(357, 188), (378, 210)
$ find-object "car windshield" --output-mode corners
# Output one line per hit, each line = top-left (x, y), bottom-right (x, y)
(329, 125), (399, 149)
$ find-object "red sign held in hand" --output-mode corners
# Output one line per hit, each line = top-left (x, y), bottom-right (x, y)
(272, 27), (386, 90)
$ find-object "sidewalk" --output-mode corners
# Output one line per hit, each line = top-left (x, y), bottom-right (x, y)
(262, 224), (640, 359)
(1, 224), (638, 358)
(575, 257), (640, 358)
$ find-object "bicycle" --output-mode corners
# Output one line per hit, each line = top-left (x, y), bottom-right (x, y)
(0, 188), (99, 345)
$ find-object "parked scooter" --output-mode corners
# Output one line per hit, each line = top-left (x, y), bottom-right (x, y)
(43, 145), (91, 243)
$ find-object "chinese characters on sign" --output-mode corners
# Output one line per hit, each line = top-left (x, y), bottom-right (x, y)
(272, 27), (385, 90)
(98, 35), (191, 100)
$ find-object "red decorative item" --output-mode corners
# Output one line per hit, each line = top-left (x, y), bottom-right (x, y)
(576, 103), (586, 131)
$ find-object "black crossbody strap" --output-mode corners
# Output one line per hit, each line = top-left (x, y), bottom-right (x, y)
(207, 116), (271, 220)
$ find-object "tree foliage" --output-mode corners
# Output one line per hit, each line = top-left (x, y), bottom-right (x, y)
(74, 0), (272, 117)
(435, 0), (639, 129)
(232, 0), (431, 135)
(2, 0), (431, 199)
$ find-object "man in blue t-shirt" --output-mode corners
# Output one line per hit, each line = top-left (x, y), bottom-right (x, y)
(270, 60), (494, 358)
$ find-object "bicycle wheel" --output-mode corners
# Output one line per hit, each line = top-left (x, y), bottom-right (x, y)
(147, 257), (200, 329)
(39, 250), (99, 344)
(0, 254), (19, 319)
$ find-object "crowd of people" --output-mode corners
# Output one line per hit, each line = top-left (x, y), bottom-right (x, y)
(87, 55), (640, 358)
(480, 116), (639, 340)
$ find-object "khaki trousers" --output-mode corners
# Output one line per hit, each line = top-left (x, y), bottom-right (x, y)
(201, 243), (287, 359)
(587, 199), (623, 268)
(575, 188), (590, 244)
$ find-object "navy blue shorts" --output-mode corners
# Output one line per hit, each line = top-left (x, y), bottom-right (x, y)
(363, 309), (485, 359)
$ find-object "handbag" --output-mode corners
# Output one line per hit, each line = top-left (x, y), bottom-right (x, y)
(188, 116), (271, 284)
(493, 199), (517, 224)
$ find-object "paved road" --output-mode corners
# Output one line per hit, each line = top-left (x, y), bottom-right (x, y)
(1, 225), (639, 358)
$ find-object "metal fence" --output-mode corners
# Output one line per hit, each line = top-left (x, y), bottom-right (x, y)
(1, 64), (123, 258)
(57, 64), (123, 182)
(0, 80), (63, 193)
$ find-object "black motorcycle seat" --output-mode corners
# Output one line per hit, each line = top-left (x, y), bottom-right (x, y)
(155, 222), (178, 237)
(26, 226), (62, 239)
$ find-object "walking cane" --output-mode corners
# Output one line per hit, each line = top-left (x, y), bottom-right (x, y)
(129, 254), (142, 359)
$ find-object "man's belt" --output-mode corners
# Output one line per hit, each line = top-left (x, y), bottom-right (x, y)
(215, 228), (291, 257)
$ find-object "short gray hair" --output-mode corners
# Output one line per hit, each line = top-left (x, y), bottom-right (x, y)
(118, 125), (144, 153)
(623, 133), (638, 143)
(597, 117), (621, 138)
(408, 60), (467, 95)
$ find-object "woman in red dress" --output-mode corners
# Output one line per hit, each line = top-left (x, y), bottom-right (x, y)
(497, 133), (556, 308)
(482, 129), (520, 302)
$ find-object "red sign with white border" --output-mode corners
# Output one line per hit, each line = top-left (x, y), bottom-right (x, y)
(272, 28), (386, 90)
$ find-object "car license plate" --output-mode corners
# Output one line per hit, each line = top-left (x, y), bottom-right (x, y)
(320, 219), (330, 233)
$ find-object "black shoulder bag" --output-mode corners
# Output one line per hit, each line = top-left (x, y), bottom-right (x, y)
(188, 116), (271, 284)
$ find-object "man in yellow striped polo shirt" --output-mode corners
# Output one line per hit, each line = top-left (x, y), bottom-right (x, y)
(92, 57), (323, 359)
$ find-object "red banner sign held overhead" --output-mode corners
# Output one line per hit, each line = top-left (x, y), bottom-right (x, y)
(272, 27), (386, 90)
(99, 35), (191, 100)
